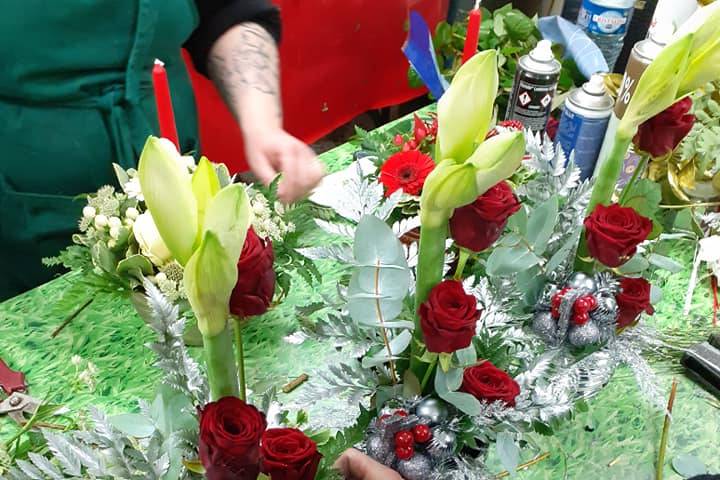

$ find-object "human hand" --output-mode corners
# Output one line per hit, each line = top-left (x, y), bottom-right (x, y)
(243, 128), (324, 204)
(333, 449), (403, 480)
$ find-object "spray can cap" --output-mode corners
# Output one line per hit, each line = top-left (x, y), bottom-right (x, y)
(584, 74), (606, 96)
(530, 40), (555, 62)
(649, 21), (674, 46)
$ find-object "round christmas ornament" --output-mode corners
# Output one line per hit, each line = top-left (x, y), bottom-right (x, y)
(415, 398), (449, 425)
(396, 453), (433, 480)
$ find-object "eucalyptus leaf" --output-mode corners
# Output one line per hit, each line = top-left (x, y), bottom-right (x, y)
(113, 163), (130, 188)
(617, 255), (650, 275)
(506, 206), (528, 235)
(526, 195), (558, 254)
(403, 370), (422, 399)
(621, 179), (661, 219)
(361, 330), (412, 367)
(108, 413), (156, 438)
(672, 454), (707, 478)
(435, 366), (463, 394)
(496, 432), (520, 475)
(116, 254), (154, 277)
(348, 215), (411, 328)
(91, 242), (117, 274)
(486, 245), (541, 276)
(440, 391), (482, 416)
(455, 345), (477, 367)
(650, 284), (663, 305)
(647, 253), (684, 273)
(546, 228), (581, 273)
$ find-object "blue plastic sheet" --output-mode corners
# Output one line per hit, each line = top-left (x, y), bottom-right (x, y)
(402, 11), (449, 99)
(538, 16), (609, 78)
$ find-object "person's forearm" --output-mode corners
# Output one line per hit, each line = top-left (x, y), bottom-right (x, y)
(207, 23), (282, 136)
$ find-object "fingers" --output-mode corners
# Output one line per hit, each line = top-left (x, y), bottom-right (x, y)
(333, 449), (403, 480)
(247, 151), (279, 186)
(277, 139), (324, 204)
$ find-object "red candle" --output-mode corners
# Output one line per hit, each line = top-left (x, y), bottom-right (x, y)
(152, 59), (179, 150)
(462, 0), (482, 64)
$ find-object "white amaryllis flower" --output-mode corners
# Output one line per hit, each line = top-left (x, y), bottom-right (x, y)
(699, 235), (720, 279)
(133, 212), (173, 266)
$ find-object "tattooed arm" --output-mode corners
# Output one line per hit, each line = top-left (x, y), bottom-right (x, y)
(208, 23), (323, 203)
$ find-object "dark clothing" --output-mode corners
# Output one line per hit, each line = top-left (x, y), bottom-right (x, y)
(187, 0), (281, 75)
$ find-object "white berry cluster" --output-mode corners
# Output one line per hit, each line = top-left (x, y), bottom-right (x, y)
(250, 192), (295, 242)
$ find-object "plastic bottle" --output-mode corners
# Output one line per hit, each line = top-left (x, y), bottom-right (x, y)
(576, 0), (636, 71)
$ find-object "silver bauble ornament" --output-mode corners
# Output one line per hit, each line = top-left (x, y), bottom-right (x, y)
(414, 398), (448, 425)
(598, 295), (618, 314)
(567, 272), (597, 292)
(568, 321), (601, 347)
(427, 426), (456, 460)
(532, 311), (557, 343)
(365, 433), (392, 465)
(395, 453), (433, 480)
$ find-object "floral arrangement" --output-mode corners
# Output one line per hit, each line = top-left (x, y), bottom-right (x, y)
(5, 7), (720, 480)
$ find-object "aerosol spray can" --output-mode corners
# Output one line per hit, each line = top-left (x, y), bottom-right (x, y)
(505, 40), (561, 133)
(595, 22), (673, 183)
(556, 74), (614, 180)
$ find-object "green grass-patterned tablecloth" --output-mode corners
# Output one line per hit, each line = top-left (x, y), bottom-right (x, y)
(1, 111), (718, 479)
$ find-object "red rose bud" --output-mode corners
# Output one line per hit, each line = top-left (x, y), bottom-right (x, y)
(394, 430), (414, 448)
(229, 229), (276, 318)
(633, 97), (695, 158)
(461, 361), (520, 408)
(413, 113), (429, 143)
(545, 116), (560, 141)
(412, 424), (432, 443)
(261, 428), (322, 480)
(199, 397), (267, 480)
(449, 181), (521, 253)
(583, 203), (652, 268)
(395, 445), (414, 460)
(379, 150), (435, 197)
(419, 280), (481, 353)
(393, 134), (404, 146)
(615, 277), (654, 329)
(394, 409), (408, 417)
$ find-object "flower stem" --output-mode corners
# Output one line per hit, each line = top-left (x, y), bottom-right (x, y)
(204, 327), (239, 400)
(618, 154), (649, 205)
(656, 378), (678, 480)
(453, 248), (471, 280)
(410, 222), (448, 377)
(587, 132), (633, 213)
(420, 356), (438, 392)
(233, 318), (247, 402)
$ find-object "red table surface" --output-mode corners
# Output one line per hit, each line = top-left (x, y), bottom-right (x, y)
(184, 0), (449, 173)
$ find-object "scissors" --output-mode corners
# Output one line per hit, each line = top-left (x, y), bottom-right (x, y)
(0, 357), (41, 427)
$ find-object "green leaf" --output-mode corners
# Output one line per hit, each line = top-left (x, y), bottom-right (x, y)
(454, 345), (477, 367)
(532, 421), (554, 436)
(546, 228), (581, 273)
(361, 330), (412, 367)
(435, 366), (463, 393)
(348, 215), (411, 328)
(113, 163), (130, 187)
(91, 242), (118, 274)
(526, 195), (558, 254)
(647, 253), (684, 273)
(307, 429), (332, 447)
(486, 245), (542, 276)
(503, 10), (534, 42)
(496, 432), (520, 475)
(108, 413), (156, 438)
(438, 352), (453, 373)
(440, 391), (482, 416)
(403, 370), (422, 399)
(506, 207), (528, 235)
(116, 254), (154, 278)
(672, 454), (707, 478)
(434, 22), (452, 49)
(621, 179), (661, 219)
(616, 254), (650, 275)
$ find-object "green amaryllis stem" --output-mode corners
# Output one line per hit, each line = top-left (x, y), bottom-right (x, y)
(410, 222), (448, 376)
(453, 248), (471, 280)
(618, 154), (649, 205)
(586, 132), (634, 213)
(233, 318), (247, 402)
(203, 327), (239, 400)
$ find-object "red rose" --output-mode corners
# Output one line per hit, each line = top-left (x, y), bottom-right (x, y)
(461, 361), (520, 407)
(261, 428), (322, 480)
(633, 97), (695, 158)
(419, 280), (481, 353)
(449, 181), (521, 252)
(584, 203), (652, 268)
(615, 277), (654, 329)
(485, 120), (524, 140)
(230, 229), (276, 318)
(545, 116), (559, 141)
(199, 397), (267, 480)
(379, 150), (435, 197)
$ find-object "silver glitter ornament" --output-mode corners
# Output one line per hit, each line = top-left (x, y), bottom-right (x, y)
(532, 311), (557, 343)
(568, 321), (601, 347)
(365, 433), (392, 465)
(427, 426), (456, 460)
(395, 453), (433, 480)
(414, 398), (448, 425)
(598, 295), (617, 314)
(567, 272), (597, 292)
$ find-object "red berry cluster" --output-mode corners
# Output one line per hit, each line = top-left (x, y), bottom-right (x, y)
(551, 289), (598, 325)
(393, 114), (438, 152)
(394, 425), (432, 460)
(485, 120), (525, 140)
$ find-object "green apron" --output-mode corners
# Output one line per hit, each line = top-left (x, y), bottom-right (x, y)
(0, 0), (200, 299)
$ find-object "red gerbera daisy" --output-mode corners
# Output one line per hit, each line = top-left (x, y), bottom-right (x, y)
(379, 150), (435, 197)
